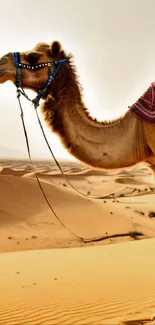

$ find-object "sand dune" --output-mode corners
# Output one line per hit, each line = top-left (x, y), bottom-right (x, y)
(0, 160), (155, 323)
(0, 174), (141, 252)
(0, 239), (155, 324)
(0, 160), (154, 254)
(0, 167), (28, 177)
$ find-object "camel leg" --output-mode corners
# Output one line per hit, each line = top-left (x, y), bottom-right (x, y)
(150, 165), (155, 180)
(143, 124), (155, 182)
(145, 157), (155, 183)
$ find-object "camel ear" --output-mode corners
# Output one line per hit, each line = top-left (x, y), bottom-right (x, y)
(50, 41), (61, 57)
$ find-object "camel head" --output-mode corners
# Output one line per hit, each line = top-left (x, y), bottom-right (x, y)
(0, 41), (66, 93)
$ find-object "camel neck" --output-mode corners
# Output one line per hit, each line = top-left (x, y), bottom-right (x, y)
(41, 93), (149, 169)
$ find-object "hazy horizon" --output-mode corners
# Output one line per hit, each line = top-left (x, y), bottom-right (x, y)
(1, 0), (155, 161)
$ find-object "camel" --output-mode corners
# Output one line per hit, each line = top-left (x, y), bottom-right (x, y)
(0, 40), (155, 181)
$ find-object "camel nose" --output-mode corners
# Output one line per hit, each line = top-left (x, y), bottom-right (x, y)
(0, 56), (7, 65)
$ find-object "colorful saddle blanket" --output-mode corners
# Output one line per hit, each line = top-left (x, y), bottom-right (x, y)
(130, 82), (155, 124)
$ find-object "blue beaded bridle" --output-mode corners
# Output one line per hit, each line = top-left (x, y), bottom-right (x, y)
(13, 52), (69, 108)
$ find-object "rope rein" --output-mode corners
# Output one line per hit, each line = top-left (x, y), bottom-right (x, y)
(13, 51), (127, 244)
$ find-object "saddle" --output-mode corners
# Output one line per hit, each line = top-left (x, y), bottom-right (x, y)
(130, 82), (155, 124)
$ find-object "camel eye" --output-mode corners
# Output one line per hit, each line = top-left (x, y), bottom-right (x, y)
(25, 52), (41, 65)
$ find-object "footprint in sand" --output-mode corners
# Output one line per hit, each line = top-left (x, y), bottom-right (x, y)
(149, 212), (155, 218)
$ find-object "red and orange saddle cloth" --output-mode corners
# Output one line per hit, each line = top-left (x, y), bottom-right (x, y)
(130, 82), (155, 124)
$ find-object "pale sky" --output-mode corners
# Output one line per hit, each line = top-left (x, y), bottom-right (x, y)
(0, 0), (155, 160)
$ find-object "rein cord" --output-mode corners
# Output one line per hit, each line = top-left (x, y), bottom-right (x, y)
(13, 51), (121, 242)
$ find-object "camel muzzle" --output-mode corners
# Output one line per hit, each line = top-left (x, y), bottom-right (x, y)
(0, 56), (8, 65)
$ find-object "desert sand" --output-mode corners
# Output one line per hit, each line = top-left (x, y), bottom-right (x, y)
(0, 159), (155, 324)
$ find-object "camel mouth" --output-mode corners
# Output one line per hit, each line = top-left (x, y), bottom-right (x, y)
(0, 69), (13, 76)
(0, 69), (15, 83)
